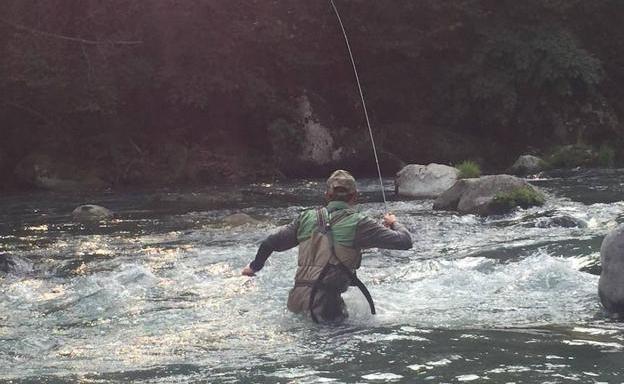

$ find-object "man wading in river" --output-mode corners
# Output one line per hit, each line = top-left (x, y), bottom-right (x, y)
(242, 170), (412, 323)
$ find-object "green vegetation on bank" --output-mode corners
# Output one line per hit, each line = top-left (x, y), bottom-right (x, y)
(544, 144), (618, 169)
(546, 145), (597, 168)
(456, 161), (481, 179)
(598, 145), (616, 168)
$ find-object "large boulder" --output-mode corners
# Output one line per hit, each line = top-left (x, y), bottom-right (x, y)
(509, 155), (545, 176)
(433, 175), (545, 216)
(599, 224), (624, 317)
(269, 94), (408, 178)
(395, 163), (459, 198)
(72, 205), (113, 223)
(297, 95), (338, 166)
(269, 95), (343, 175)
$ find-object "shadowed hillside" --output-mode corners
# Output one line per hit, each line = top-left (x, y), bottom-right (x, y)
(1, 0), (623, 190)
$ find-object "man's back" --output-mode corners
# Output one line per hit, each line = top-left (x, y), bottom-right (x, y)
(242, 170), (412, 323)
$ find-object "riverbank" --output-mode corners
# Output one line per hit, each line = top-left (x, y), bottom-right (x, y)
(2, 139), (621, 195)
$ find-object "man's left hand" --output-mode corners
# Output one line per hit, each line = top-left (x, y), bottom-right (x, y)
(241, 265), (256, 277)
(383, 213), (397, 228)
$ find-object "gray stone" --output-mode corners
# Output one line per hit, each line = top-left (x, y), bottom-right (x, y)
(72, 205), (113, 223)
(433, 175), (543, 216)
(536, 215), (587, 228)
(599, 224), (624, 317)
(297, 95), (337, 165)
(222, 213), (261, 227)
(431, 179), (471, 211)
(509, 155), (545, 175)
(395, 163), (459, 198)
(0, 254), (15, 273)
(0, 254), (32, 275)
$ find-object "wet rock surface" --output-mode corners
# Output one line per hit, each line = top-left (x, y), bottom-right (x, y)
(395, 163), (459, 198)
(433, 175), (544, 216)
(509, 155), (545, 175)
(72, 205), (113, 222)
(599, 224), (624, 317)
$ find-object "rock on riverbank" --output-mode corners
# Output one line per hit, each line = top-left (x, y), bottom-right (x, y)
(72, 205), (113, 223)
(599, 224), (624, 317)
(433, 175), (545, 216)
(508, 155), (545, 175)
(395, 163), (459, 198)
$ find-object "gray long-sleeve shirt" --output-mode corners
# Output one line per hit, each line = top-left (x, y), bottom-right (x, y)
(249, 205), (412, 272)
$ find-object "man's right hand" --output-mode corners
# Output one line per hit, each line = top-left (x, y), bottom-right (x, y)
(241, 264), (256, 277)
(383, 213), (397, 228)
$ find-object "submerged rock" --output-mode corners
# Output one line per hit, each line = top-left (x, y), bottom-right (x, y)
(0, 254), (15, 273)
(395, 163), (459, 198)
(72, 205), (113, 222)
(0, 254), (33, 275)
(433, 175), (544, 216)
(222, 213), (262, 227)
(536, 215), (587, 228)
(599, 224), (624, 317)
(509, 155), (545, 176)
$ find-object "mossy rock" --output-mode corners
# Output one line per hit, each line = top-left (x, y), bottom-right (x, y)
(490, 186), (545, 214)
(434, 175), (544, 216)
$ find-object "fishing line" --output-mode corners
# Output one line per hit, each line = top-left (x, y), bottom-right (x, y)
(329, 0), (388, 212)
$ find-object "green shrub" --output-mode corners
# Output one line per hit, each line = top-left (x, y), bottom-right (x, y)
(538, 158), (552, 170)
(598, 144), (616, 168)
(491, 186), (545, 213)
(456, 160), (481, 179)
(546, 145), (597, 168)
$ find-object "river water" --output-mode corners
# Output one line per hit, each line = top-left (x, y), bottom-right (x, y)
(1, 169), (624, 383)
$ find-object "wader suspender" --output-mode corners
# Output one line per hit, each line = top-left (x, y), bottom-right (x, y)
(308, 207), (376, 323)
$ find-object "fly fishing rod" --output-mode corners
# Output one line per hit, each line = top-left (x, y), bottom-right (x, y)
(329, 0), (388, 212)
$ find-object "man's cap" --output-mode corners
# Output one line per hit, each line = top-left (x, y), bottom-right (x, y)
(326, 170), (357, 194)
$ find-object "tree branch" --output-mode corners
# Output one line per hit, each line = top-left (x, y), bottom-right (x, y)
(0, 17), (143, 46)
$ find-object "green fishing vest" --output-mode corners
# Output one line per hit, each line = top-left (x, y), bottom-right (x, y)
(295, 202), (363, 277)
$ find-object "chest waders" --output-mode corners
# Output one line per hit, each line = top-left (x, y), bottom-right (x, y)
(292, 207), (375, 323)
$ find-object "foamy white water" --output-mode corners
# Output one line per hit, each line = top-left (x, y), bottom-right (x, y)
(1, 169), (624, 382)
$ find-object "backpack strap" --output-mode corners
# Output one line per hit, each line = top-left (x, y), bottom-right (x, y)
(336, 263), (376, 316)
(316, 207), (330, 234)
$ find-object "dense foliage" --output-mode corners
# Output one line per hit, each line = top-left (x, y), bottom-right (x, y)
(1, 0), (623, 188)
